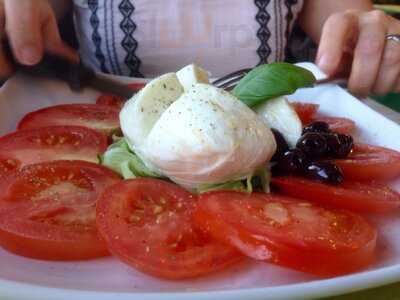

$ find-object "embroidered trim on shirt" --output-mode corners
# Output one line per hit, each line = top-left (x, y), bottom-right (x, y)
(88, 0), (109, 73)
(284, 0), (298, 59)
(104, 0), (117, 74)
(254, 0), (272, 65)
(119, 0), (143, 77)
(103, 0), (122, 75)
(273, 0), (285, 61)
(111, 2), (123, 75)
(277, 1), (285, 61)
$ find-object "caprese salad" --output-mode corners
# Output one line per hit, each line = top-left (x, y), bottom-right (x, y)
(0, 63), (398, 280)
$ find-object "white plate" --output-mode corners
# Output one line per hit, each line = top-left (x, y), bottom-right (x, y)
(0, 64), (400, 300)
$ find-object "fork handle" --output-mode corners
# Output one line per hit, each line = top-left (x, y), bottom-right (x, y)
(315, 77), (348, 87)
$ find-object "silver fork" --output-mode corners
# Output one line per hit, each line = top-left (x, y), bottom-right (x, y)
(212, 68), (348, 91)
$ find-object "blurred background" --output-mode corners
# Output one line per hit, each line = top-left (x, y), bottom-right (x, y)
(371, 0), (400, 111)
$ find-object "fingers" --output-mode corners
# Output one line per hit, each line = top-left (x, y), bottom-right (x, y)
(4, 0), (78, 67)
(4, 0), (44, 65)
(372, 37), (400, 95)
(348, 10), (388, 97)
(42, 12), (79, 63)
(0, 1), (13, 78)
(317, 12), (358, 76)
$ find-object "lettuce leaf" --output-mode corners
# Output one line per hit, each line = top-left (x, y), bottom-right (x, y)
(101, 138), (162, 179)
(196, 168), (271, 194)
(197, 181), (247, 193)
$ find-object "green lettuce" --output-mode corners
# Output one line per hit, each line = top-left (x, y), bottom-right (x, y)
(196, 168), (271, 194)
(101, 138), (162, 179)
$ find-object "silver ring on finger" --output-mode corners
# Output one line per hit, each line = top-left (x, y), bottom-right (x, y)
(386, 34), (400, 44)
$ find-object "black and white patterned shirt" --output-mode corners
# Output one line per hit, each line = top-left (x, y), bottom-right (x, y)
(72, 0), (304, 77)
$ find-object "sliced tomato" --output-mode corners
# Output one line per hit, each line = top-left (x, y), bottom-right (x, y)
(96, 83), (144, 109)
(335, 143), (400, 181)
(96, 94), (125, 109)
(195, 191), (377, 276)
(17, 104), (120, 136)
(0, 126), (107, 177)
(272, 176), (400, 213)
(97, 178), (241, 279)
(311, 116), (356, 134)
(0, 161), (121, 260)
(0, 155), (20, 176)
(291, 102), (319, 125)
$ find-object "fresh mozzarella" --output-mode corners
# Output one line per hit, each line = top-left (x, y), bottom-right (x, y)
(176, 64), (209, 91)
(120, 73), (184, 173)
(143, 83), (276, 189)
(255, 96), (302, 147)
(120, 73), (184, 150)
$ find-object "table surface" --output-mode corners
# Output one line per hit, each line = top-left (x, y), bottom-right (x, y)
(324, 96), (400, 300)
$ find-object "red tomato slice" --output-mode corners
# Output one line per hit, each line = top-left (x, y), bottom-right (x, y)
(96, 94), (125, 109)
(0, 160), (121, 260)
(0, 126), (107, 177)
(96, 83), (144, 109)
(335, 143), (400, 181)
(195, 191), (377, 276)
(312, 116), (356, 134)
(291, 102), (319, 125)
(0, 155), (20, 176)
(272, 176), (400, 213)
(17, 104), (120, 136)
(97, 178), (241, 279)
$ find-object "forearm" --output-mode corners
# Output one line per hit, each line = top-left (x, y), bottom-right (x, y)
(299, 0), (373, 43)
(48, 0), (72, 20)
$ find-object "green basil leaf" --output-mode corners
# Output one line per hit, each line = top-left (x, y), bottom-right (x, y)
(232, 63), (316, 107)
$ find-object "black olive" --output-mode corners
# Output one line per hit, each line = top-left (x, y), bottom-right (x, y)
(305, 161), (343, 185)
(325, 133), (354, 158)
(338, 134), (354, 154)
(274, 149), (309, 174)
(302, 121), (330, 135)
(271, 129), (290, 161)
(296, 132), (328, 158)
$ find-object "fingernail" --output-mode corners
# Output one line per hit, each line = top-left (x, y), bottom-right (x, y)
(317, 55), (333, 75)
(19, 46), (40, 65)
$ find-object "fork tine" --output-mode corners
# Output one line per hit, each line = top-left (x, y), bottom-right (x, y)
(224, 84), (236, 92)
(212, 68), (252, 86)
(217, 73), (247, 90)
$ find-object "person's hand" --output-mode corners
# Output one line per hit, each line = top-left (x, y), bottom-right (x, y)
(317, 9), (400, 97)
(0, 0), (78, 78)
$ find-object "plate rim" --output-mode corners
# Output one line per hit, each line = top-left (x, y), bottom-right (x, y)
(1, 264), (400, 300)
